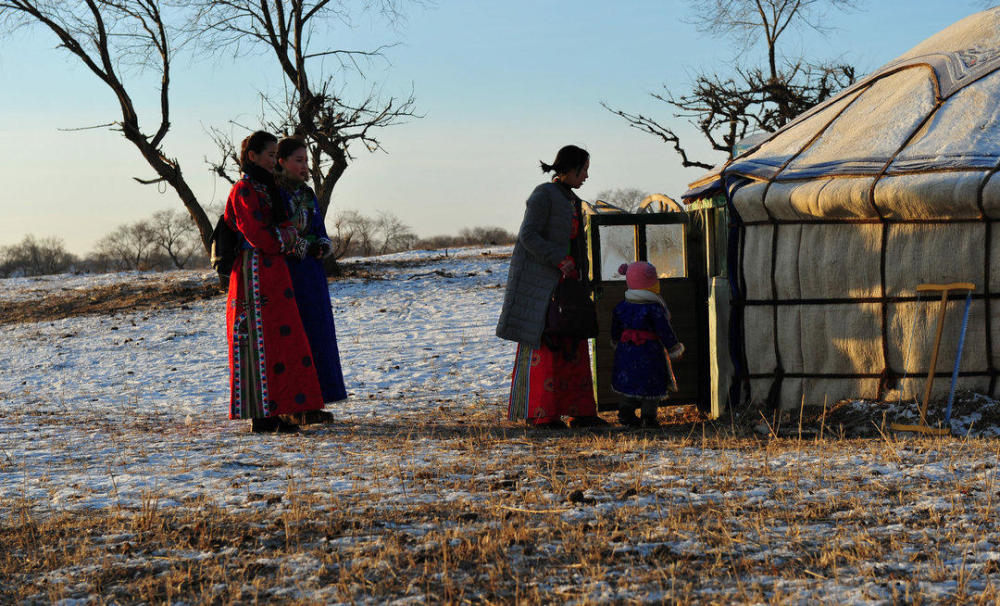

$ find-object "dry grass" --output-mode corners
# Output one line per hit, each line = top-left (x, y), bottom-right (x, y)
(3, 406), (1000, 604)
(0, 276), (222, 325)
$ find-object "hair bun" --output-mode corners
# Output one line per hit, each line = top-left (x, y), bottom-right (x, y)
(618, 263), (629, 275)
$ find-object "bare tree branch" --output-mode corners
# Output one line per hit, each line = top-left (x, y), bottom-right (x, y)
(56, 122), (117, 132)
(192, 1), (421, 220)
(0, 0), (214, 252)
(600, 102), (716, 170)
(607, 0), (859, 167)
(204, 124), (242, 185)
(133, 176), (168, 185)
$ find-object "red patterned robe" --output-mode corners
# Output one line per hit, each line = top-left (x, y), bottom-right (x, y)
(507, 340), (597, 424)
(224, 176), (324, 420)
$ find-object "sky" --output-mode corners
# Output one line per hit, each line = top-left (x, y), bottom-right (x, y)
(0, 0), (993, 255)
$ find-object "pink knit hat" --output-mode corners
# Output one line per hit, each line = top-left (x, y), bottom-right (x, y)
(618, 261), (658, 290)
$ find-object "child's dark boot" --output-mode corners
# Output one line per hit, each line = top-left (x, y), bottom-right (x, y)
(617, 407), (640, 427)
(640, 403), (660, 428)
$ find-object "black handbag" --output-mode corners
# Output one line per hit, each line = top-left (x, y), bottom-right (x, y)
(209, 213), (241, 289)
(544, 277), (598, 339)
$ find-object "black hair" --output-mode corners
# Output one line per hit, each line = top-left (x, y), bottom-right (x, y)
(540, 145), (589, 175)
(239, 130), (278, 171)
(276, 136), (307, 161)
(238, 131), (287, 224)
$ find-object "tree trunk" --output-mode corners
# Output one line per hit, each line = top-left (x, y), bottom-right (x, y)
(124, 126), (213, 252)
(313, 149), (348, 221)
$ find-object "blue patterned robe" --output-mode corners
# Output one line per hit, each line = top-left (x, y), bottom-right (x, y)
(281, 182), (348, 404)
(611, 299), (681, 399)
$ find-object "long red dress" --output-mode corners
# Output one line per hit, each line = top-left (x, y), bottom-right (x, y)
(225, 176), (324, 420)
(508, 339), (597, 424)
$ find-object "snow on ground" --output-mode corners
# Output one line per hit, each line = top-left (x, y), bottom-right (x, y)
(2, 245), (1000, 603)
(0, 246), (516, 510)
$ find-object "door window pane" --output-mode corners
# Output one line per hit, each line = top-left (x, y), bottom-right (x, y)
(647, 224), (686, 278)
(599, 225), (636, 280)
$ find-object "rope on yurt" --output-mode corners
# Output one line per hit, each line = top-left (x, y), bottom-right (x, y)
(866, 93), (946, 400)
(753, 87), (871, 410)
(741, 293), (989, 306)
(741, 216), (995, 226)
(766, 215), (783, 411)
(757, 170), (783, 412)
(746, 370), (987, 380)
(896, 287), (926, 408)
(975, 160), (1000, 397)
(727, 186), (752, 410)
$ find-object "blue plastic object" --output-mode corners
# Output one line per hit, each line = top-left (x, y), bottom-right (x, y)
(944, 292), (973, 424)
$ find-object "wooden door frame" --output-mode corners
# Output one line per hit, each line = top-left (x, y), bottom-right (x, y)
(586, 211), (711, 413)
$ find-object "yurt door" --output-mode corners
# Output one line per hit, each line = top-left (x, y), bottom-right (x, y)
(587, 212), (710, 413)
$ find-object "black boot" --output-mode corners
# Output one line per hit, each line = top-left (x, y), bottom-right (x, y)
(302, 410), (335, 424)
(617, 408), (640, 427)
(639, 413), (661, 429)
(640, 404), (660, 428)
(531, 419), (568, 430)
(275, 416), (301, 433)
(250, 417), (279, 433)
(569, 415), (611, 428)
(251, 417), (299, 434)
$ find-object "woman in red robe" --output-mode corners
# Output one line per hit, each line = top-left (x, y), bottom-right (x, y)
(224, 131), (324, 433)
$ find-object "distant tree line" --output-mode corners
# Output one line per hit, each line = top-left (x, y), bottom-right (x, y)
(411, 226), (518, 253)
(0, 210), (517, 278)
(0, 209), (208, 277)
(595, 188), (650, 213)
(0, 235), (78, 278)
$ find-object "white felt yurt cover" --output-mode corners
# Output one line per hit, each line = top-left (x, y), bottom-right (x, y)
(686, 8), (1000, 411)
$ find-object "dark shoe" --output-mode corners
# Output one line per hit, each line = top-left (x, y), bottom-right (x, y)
(639, 415), (661, 429)
(283, 410), (335, 425)
(531, 419), (568, 429)
(617, 408), (641, 427)
(250, 417), (279, 433)
(569, 415), (611, 428)
(303, 410), (334, 424)
(275, 417), (300, 433)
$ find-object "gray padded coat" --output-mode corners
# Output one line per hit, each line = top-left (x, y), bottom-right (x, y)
(496, 182), (578, 348)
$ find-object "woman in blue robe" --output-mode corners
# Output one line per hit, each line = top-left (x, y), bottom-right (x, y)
(275, 136), (348, 417)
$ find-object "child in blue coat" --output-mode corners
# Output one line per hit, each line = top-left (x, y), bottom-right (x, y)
(611, 261), (685, 428)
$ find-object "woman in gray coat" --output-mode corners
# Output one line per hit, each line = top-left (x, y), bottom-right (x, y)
(497, 145), (607, 429)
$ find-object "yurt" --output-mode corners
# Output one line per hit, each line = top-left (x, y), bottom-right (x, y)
(684, 7), (1000, 411)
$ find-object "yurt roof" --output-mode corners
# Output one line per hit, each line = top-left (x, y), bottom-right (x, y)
(683, 7), (1000, 200)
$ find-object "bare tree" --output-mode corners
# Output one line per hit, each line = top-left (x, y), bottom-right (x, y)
(193, 1), (420, 219)
(0, 1), (215, 249)
(149, 209), (201, 269)
(603, 0), (858, 168)
(326, 209), (357, 259)
(0, 235), (78, 277)
(375, 210), (416, 254)
(95, 221), (160, 271)
(595, 188), (650, 213)
(336, 210), (377, 257)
